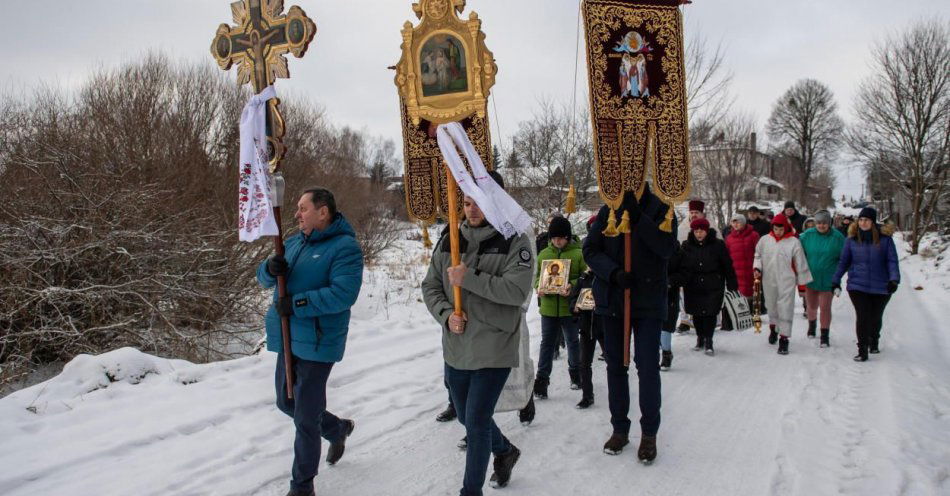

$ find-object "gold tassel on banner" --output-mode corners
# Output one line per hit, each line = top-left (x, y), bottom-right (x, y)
(617, 210), (631, 234)
(565, 182), (577, 215)
(421, 222), (432, 249)
(603, 209), (620, 237)
(659, 201), (675, 233)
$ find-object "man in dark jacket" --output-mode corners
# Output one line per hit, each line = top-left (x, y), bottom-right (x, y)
(783, 201), (807, 234)
(746, 206), (772, 237)
(257, 189), (364, 496)
(583, 183), (675, 464)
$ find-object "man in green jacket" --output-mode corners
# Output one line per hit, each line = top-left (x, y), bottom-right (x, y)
(533, 216), (587, 398)
(799, 210), (845, 347)
(422, 189), (534, 495)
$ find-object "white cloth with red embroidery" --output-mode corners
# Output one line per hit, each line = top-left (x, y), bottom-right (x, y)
(237, 85), (279, 242)
(436, 122), (532, 239)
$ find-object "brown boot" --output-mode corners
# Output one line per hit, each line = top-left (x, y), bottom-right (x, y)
(637, 435), (657, 464)
(603, 432), (629, 455)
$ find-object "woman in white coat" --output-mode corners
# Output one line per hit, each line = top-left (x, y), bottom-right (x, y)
(754, 213), (813, 355)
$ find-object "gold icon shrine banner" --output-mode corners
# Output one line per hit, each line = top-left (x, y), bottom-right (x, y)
(394, 0), (497, 223)
(583, 0), (690, 209)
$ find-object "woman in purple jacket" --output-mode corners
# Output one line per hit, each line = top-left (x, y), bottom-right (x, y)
(832, 207), (900, 362)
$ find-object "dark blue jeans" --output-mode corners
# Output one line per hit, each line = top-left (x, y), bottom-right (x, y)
(445, 364), (512, 496)
(275, 354), (347, 493)
(601, 316), (662, 436)
(537, 316), (580, 381)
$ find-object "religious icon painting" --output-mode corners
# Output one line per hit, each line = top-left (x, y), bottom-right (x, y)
(539, 259), (571, 295)
(582, 0), (690, 209)
(420, 34), (469, 97)
(575, 288), (596, 311)
(615, 31), (654, 98)
(394, 0), (496, 125)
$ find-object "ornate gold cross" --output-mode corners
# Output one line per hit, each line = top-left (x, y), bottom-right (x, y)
(211, 0), (316, 169)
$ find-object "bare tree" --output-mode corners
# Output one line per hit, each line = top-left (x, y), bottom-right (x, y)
(0, 54), (404, 388)
(506, 99), (597, 227)
(849, 19), (950, 254)
(684, 29), (735, 130)
(691, 112), (757, 229)
(767, 79), (844, 202)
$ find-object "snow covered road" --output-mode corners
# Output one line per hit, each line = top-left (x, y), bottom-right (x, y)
(2, 241), (948, 496)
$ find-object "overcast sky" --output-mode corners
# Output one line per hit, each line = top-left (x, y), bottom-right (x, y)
(2, 0), (947, 199)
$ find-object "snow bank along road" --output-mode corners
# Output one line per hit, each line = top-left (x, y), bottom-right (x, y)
(1, 243), (948, 496)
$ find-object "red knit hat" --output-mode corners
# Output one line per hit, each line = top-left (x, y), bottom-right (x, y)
(688, 200), (705, 212)
(690, 218), (710, 231)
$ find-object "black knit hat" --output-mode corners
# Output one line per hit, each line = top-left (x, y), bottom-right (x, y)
(548, 216), (572, 239)
(784, 201), (796, 210)
(858, 206), (878, 224)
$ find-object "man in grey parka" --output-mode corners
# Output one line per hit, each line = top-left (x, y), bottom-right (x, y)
(422, 187), (534, 496)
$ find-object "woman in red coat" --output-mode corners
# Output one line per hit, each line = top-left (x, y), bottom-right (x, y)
(725, 214), (760, 300)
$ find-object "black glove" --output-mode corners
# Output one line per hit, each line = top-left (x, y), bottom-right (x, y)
(887, 281), (898, 294)
(611, 270), (636, 289)
(276, 295), (294, 317)
(267, 255), (288, 277)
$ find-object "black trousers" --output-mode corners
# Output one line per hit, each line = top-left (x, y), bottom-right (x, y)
(577, 312), (605, 400)
(694, 315), (718, 343)
(601, 316), (662, 436)
(848, 290), (891, 352)
(275, 355), (347, 493)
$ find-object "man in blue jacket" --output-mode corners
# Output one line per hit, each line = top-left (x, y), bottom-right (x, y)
(257, 188), (364, 496)
(583, 184), (676, 464)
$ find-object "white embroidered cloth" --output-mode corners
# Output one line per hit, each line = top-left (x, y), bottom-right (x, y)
(436, 122), (532, 239)
(237, 86), (280, 242)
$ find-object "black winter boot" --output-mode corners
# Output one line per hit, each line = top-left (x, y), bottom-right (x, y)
(569, 369), (581, 390)
(705, 337), (715, 356)
(435, 402), (457, 422)
(518, 396), (535, 425)
(693, 335), (704, 351)
(533, 377), (549, 399)
(869, 338), (880, 354)
(285, 489), (315, 496)
(854, 345), (869, 362)
(777, 336), (789, 355)
(768, 325), (778, 345)
(660, 350), (673, 371)
(603, 432), (629, 455)
(820, 329), (830, 348)
(576, 396), (594, 409)
(489, 443), (521, 488)
(457, 435), (468, 450)
(807, 320), (817, 338)
(637, 435), (658, 464)
(326, 419), (355, 465)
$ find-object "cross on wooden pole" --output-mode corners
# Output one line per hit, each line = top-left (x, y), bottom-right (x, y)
(210, 0), (316, 400)
(211, 0), (316, 170)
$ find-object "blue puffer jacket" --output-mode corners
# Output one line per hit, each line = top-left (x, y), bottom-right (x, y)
(832, 224), (900, 295)
(257, 214), (364, 362)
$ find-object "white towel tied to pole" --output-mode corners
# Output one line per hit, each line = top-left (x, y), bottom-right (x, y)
(436, 122), (532, 239)
(237, 85), (280, 242)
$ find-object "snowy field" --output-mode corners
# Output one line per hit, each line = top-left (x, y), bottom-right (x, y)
(2, 234), (949, 496)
